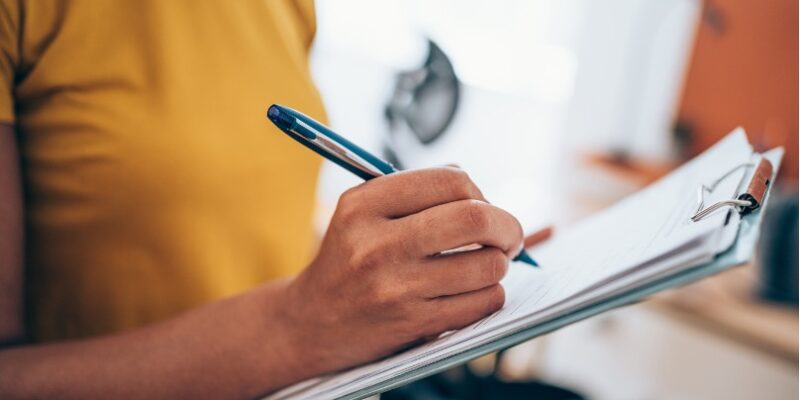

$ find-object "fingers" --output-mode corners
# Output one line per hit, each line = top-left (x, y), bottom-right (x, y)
(419, 284), (506, 336)
(403, 248), (509, 298)
(342, 167), (486, 219)
(397, 199), (524, 258)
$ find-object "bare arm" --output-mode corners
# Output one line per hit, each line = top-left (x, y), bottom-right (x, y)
(0, 122), (525, 398)
(0, 125), (314, 399)
(0, 280), (311, 399)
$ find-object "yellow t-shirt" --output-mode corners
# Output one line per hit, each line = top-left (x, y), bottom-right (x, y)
(0, 0), (326, 341)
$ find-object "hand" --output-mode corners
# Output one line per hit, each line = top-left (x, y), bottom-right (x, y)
(277, 167), (524, 376)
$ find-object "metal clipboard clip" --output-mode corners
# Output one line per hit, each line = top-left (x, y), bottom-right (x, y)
(691, 157), (773, 222)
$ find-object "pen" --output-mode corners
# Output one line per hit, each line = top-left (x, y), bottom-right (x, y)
(267, 104), (538, 267)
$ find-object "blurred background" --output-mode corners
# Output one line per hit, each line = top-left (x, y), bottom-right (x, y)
(309, 0), (797, 399)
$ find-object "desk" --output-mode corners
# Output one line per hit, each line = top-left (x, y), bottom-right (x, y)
(652, 263), (798, 364)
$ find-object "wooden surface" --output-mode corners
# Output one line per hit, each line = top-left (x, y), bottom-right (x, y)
(651, 263), (798, 364)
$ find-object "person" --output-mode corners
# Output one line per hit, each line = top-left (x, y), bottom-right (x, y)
(0, 1), (527, 398)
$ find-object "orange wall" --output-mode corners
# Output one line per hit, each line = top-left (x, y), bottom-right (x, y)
(677, 0), (798, 181)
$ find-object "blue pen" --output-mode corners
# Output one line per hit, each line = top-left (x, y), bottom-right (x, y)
(267, 104), (538, 267)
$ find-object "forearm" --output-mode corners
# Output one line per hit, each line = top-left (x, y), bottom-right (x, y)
(0, 278), (313, 400)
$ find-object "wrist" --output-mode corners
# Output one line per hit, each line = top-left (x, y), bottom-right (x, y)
(252, 277), (323, 391)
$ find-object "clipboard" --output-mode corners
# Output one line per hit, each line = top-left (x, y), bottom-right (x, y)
(338, 147), (784, 400)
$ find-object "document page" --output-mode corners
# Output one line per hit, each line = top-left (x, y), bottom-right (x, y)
(268, 129), (754, 400)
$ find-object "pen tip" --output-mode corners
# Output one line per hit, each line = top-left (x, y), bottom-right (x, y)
(514, 251), (539, 268)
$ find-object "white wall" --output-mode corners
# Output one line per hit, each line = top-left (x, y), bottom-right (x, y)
(311, 0), (701, 231)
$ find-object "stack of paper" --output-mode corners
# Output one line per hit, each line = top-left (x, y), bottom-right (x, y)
(268, 129), (780, 400)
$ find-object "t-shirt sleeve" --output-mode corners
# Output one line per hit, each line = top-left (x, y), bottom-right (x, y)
(0, 0), (19, 123)
(291, 0), (318, 51)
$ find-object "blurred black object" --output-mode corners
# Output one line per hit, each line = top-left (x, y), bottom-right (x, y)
(757, 191), (799, 305)
(384, 39), (461, 168)
(383, 365), (585, 400)
(671, 119), (694, 160)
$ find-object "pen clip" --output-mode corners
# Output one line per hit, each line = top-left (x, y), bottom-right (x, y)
(292, 119), (386, 179)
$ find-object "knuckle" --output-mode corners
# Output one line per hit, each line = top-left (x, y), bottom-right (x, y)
(371, 280), (403, 308)
(336, 187), (365, 221)
(348, 244), (381, 271)
(363, 278), (383, 300)
(462, 200), (491, 232)
(417, 167), (482, 202)
(443, 167), (479, 199)
(444, 165), (470, 184)
(339, 186), (360, 206)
